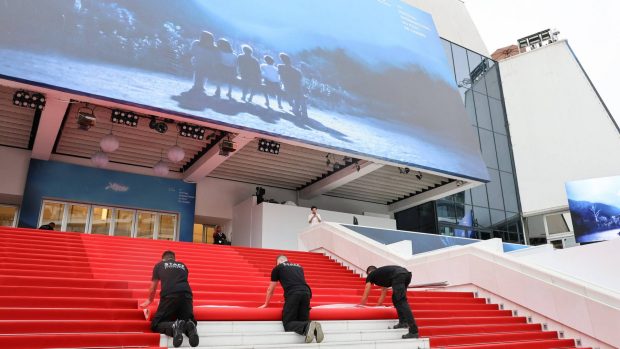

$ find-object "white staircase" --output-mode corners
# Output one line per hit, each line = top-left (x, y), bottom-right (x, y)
(163, 320), (430, 348)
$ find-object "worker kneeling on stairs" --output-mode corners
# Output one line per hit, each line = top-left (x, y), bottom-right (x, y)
(259, 254), (325, 343)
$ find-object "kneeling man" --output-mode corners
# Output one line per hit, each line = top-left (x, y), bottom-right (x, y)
(259, 255), (324, 343)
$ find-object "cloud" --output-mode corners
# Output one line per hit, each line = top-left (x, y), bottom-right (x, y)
(105, 182), (129, 192)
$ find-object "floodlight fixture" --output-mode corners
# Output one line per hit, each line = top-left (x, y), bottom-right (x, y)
(179, 122), (207, 140)
(111, 109), (139, 127)
(13, 90), (46, 110)
(257, 139), (280, 155)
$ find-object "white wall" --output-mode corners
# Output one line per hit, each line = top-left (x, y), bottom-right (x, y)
(515, 238), (620, 293)
(0, 146), (31, 204)
(500, 40), (620, 216)
(404, 0), (488, 55)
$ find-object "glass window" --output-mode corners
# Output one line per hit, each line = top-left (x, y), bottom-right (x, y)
(158, 214), (177, 241)
(467, 51), (487, 94)
(489, 97), (507, 135)
(486, 169), (504, 210)
(471, 183), (488, 207)
(490, 209), (506, 225)
(474, 92), (493, 130)
(479, 128), (498, 169)
(437, 199), (457, 224)
(66, 204), (89, 233)
(501, 172), (519, 212)
(441, 40), (456, 84)
(114, 209), (134, 237)
(485, 65), (502, 100)
(136, 212), (156, 239)
(451, 44), (471, 100)
(473, 206), (491, 227)
(91, 207), (112, 235)
(464, 91), (477, 125)
(495, 134), (513, 172)
(0, 205), (18, 227)
(464, 189), (472, 205)
(40, 201), (64, 230)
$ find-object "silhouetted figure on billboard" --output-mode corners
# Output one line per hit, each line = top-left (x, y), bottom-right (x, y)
(189, 31), (217, 94)
(237, 45), (261, 103)
(261, 55), (283, 109)
(278, 53), (307, 118)
(214, 38), (237, 100)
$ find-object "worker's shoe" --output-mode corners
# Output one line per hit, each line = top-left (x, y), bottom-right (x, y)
(172, 319), (185, 347)
(314, 322), (324, 343)
(185, 320), (200, 347)
(402, 332), (419, 339)
(391, 322), (409, 329)
(305, 321), (317, 343)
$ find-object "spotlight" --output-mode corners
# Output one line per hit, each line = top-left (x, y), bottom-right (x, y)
(179, 123), (207, 140)
(398, 167), (410, 175)
(13, 90), (46, 110)
(256, 186), (266, 205)
(415, 171), (423, 180)
(257, 139), (280, 155)
(77, 105), (96, 131)
(149, 116), (168, 134)
(111, 109), (139, 127)
(354, 163), (361, 172)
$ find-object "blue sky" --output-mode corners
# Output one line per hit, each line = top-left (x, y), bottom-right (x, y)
(566, 176), (620, 207)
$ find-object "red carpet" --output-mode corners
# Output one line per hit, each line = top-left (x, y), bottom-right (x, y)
(0, 227), (589, 348)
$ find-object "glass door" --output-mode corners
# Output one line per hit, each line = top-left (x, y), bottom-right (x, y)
(0, 205), (18, 227)
(136, 211), (156, 239)
(66, 204), (89, 233)
(90, 206), (112, 235)
(40, 201), (65, 231)
(114, 209), (135, 237)
(157, 214), (177, 240)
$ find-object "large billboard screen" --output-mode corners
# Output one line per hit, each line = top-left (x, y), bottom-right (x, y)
(0, 0), (488, 181)
(566, 175), (620, 243)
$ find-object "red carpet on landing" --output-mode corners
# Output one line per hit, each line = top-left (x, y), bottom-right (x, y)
(0, 227), (589, 348)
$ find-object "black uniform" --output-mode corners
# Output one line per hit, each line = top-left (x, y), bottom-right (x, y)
(150, 260), (196, 336)
(271, 261), (312, 335)
(366, 265), (418, 334)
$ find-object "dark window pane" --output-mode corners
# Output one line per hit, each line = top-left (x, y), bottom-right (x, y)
(395, 201), (437, 234)
(500, 172), (519, 212)
(437, 199), (457, 224)
(474, 92), (493, 130)
(454, 191), (465, 204)
(506, 211), (519, 222)
(479, 129), (498, 169)
(489, 97), (507, 135)
(495, 134), (513, 172)
(456, 204), (474, 227)
(485, 65), (501, 99)
(473, 206), (491, 227)
(471, 184), (488, 207)
(491, 209), (506, 225)
(487, 169), (504, 210)
(464, 90), (477, 125)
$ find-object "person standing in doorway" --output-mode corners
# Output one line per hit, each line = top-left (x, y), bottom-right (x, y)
(259, 255), (324, 343)
(38, 222), (56, 230)
(212, 225), (231, 245)
(140, 251), (199, 347)
(308, 206), (322, 225)
(358, 265), (419, 339)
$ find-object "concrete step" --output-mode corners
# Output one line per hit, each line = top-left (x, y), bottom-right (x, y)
(164, 320), (428, 348)
(195, 320), (399, 334)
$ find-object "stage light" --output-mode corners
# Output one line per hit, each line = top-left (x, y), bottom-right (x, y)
(77, 105), (96, 131)
(13, 90), (46, 110)
(398, 167), (410, 175)
(149, 116), (168, 134)
(179, 123), (207, 140)
(415, 171), (423, 180)
(257, 139), (280, 155)
(111, 109), (139, 127)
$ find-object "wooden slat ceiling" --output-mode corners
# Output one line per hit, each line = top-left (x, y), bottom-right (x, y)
(327, 166), (448, 204)
(0, 85), (37, 149)
(55, 103), (217, 172)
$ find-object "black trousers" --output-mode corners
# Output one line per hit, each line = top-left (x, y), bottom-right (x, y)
(151, 293), (196, 336)
(282, 292), (311, 335)
(392, 272), (419, 334)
